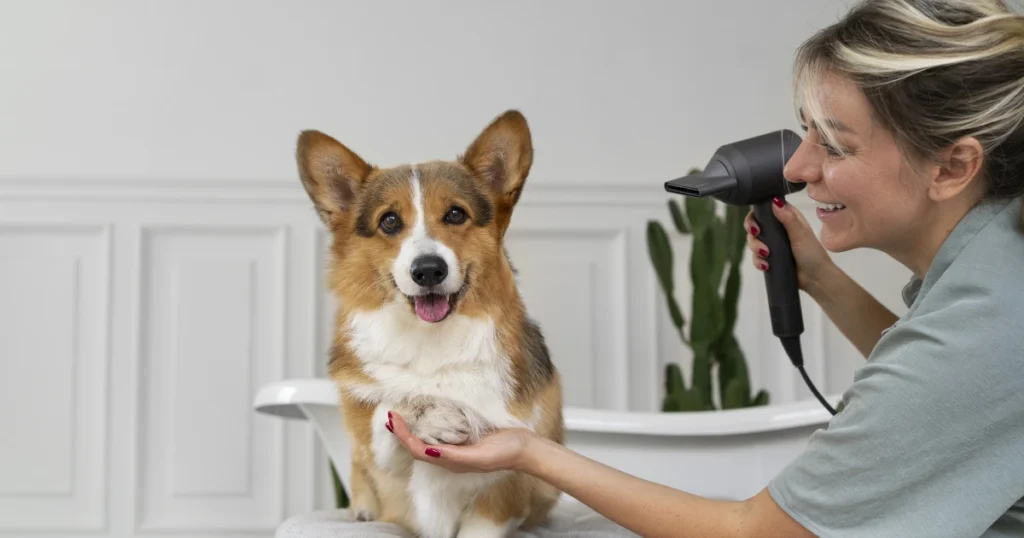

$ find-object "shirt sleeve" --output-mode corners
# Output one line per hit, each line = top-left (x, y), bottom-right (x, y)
(767, 277), (1024, 537)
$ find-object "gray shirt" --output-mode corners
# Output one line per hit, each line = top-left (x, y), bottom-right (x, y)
(768, 195), (1024, 537)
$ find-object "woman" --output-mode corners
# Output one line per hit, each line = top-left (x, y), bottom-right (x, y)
(389, 0), (1024, 535)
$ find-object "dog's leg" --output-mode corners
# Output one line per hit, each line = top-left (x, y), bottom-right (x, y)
(339, 395), (386, 522)
(395, 396), (500, 537)
(348, 458), (380, 522)
(408, 462), (473, 538)
(456, 472), (533, 538)
(522, 475), (561, 529)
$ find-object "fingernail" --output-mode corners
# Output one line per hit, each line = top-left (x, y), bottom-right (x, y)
(773, 196), (784, 208)
(760, 262), (768, 271)
(386, 421), (393, 433)
(387, 411), (392, 419)
(425, 448), (441, 458)
(750, 226), (759, 236)
(759, 248), (768, 257)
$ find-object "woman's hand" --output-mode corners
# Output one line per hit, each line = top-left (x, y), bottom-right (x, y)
(387, 411), (536, 473)
(745, 197), (835, 293)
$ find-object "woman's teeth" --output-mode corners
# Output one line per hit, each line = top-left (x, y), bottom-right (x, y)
(817, 202), (846, 212)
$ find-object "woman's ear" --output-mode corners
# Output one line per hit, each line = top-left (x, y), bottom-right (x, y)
(929, 136), (985, 202)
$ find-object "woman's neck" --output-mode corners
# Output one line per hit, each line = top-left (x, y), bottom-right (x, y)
(887, 198), (980, 279)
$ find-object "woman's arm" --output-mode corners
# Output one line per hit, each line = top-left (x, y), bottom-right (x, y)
(805, 261), (899, 358)
(520, 434), (814, 538)
(386, 412), (814, 538)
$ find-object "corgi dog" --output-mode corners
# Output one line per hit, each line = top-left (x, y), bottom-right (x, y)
(295, 110), (564, 538)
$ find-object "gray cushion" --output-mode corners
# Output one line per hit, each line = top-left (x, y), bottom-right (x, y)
(275, 500), (639, 537)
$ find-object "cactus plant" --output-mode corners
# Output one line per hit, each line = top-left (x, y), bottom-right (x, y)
(330, 460), (349, 508)
(647, 167), (770, 412)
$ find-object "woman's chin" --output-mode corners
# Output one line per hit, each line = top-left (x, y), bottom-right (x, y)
(820, 229), (856, 253)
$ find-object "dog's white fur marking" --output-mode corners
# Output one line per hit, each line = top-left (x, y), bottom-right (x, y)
(391, 166), (462, 297)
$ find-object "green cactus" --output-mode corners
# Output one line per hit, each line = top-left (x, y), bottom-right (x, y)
(647, 167), (770, 412)
(330, 460), (349, 508)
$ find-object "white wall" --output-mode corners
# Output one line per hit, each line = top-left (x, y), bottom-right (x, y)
(0, 1), (913, 536)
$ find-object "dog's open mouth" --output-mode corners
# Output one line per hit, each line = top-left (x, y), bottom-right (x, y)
(405, 270), (470, 323)
(411, 293), (458, 323)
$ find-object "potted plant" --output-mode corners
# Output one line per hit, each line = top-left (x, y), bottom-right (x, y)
(647, 168), (770, 412)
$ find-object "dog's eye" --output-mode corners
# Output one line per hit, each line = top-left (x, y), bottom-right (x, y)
(379, 212), (402, 234)
(444, 206), (467, 225)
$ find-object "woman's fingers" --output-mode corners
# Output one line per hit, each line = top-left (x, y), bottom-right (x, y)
(387, 411), (431, 459)
(744, 209), (758, 235)
(745, 209), (769, 271)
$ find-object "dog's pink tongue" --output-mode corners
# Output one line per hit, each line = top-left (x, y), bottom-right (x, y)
(414, 294), (450, 322)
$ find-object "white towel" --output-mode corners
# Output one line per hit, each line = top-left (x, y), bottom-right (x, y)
(275, 500), (640, 538)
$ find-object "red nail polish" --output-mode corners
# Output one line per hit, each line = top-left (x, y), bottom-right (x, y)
(750, 226), (759, 236)
(386, 421), (393, 433)
(425, 448), (441, 458)
(760, 263), (768, 271)
(759, 248), (768, 257)
(387, 411), (392, 419)
(773, 196), (784, 208)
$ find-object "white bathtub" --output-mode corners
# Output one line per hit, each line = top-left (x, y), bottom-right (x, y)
(253, 378), (836, 503)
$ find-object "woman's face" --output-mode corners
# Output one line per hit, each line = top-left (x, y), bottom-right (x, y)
(784, 72), (934, 255)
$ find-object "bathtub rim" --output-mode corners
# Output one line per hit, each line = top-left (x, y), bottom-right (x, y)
(253, 378), (838, 437)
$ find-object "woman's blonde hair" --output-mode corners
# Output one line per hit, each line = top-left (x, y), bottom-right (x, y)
(793, 0), (1024, 219)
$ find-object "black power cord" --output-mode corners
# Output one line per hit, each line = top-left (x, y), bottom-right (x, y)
(781, 336), (838, 416)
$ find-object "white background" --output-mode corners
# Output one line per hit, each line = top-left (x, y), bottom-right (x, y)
(0, 1), (919, 536)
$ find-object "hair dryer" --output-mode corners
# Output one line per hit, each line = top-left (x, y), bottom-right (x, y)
(664, 129), (837, 415)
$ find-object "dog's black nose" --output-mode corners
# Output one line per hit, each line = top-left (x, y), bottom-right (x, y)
(410, 255), (448, 287)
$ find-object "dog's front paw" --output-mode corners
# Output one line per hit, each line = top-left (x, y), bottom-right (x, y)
(352, 506), (376, 522)
(398, 396), (474, 446)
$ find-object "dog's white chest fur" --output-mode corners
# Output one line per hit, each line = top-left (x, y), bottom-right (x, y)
(344, 300), (520, 429)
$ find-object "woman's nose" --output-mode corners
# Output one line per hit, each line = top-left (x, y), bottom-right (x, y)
(783, 138), (822, 184)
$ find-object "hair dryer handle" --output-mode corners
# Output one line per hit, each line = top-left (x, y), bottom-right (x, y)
(753, 199), (805, 341)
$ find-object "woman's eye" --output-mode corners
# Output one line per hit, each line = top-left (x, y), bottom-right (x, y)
(818, 142), (843, 158)
(379, 212), (402, 234)
(444, 206), (467, 225)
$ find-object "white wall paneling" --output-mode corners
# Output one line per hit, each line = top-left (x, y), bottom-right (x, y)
(0, 222), (110, 532)
(135, 224), (288, 532)
(0, 178), (911, 534)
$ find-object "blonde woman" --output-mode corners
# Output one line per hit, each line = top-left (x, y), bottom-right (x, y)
(389, 1), (1024, 536)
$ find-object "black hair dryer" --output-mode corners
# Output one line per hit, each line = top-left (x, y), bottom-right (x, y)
(664, 129), (837, 415)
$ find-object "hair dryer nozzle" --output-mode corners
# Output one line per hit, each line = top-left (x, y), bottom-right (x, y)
(664, 173), (737, 198)
(664, 129), (805, 206)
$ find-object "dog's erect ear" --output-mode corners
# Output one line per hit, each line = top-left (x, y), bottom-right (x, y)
(460, 110), (533, 207)
(295, 130), (373, 224)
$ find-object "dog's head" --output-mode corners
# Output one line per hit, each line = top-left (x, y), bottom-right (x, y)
(296, 110), (533, 323)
